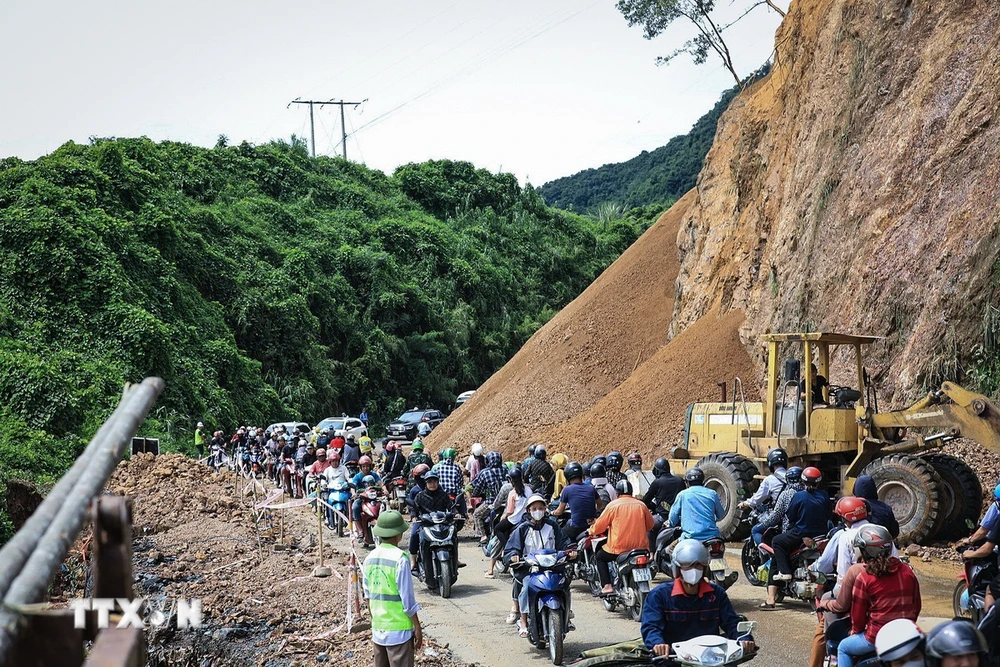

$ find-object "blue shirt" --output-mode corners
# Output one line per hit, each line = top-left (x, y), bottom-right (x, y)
(983, 504), (999, 530)
(351, 470), (382, 488)
(668, 486), (724, 541)
(786, 488), (830, 536)
(641, 579), (749, 650)
(560, 482), (598, 527)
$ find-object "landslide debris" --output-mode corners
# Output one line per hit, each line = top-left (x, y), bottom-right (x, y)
(97, 454), (470, 667)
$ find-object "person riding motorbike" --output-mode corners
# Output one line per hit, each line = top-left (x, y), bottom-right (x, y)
(332, 430), (348, 452)
(525, 444), (538, 468)
(605, 451), (626, 487)
(351, 456), (383, 527)
(466, 443), (486, 479)
(925, 620), (989, 667)
(302, 443), (317, 468)
(833, 495), (896, 593)
(589, 462), (617, 511)
(960, 483), (1000, 549)
(341, 433), (359, 467)
(321, 450), (349, 485)
(403, 439), (433, 480)
(588, 479), (654, 596)
(382, 441), (407, 483)
(643, 457), (685, 551)
(875, 619), (927, 667)
(413, 469), (457, 576)
(961, 488), (1000, 612)
(641, 539), (756, 659)
(524, 446), (555, 501)
(739, 448), (788, 513)
(431, 448), (467, 518)
(854, 474), (901, 539)
(552, 461), (598, 542)
(417, 421), (432, 439)
(307, 448), (334, 477)
(505, 494), (575, 637)
(406, 464), (431, 567)
(769, 466), (829, 582)
(751, 465), (804, 553)
(470, 451), (507, 543)
(486, 465), (534, 579)
(838, 524), (921, 667)
(667, 468), (724, 541)
(550, 453), (569, 498)
(627, 452), (643, 472)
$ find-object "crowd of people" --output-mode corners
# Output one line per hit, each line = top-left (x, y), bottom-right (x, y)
(193, 422), (996, 667)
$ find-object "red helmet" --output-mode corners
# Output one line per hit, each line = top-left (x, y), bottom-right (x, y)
(802, 467), (823, 484)
(412, 463), (430, 479)
(359, 455), (373, 467)
(835, 496), (868, 523)
(385, 441), (397, 452)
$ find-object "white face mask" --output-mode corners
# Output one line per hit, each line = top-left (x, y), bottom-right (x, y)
(899, 659), (923, 667)
(530, 509), (546, 521)
(680, 567), (703, 585)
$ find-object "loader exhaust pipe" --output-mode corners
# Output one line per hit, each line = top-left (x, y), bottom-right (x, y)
(717, 381), (727, 403)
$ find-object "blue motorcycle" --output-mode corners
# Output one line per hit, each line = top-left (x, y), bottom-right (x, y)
(323, 478), (352, 537)
(520, 549), (573, 665)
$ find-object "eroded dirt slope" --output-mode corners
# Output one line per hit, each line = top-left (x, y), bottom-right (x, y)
(428, 191), (695, 458)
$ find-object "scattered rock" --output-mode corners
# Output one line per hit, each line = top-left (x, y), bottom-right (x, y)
(905, 544), (921, 556)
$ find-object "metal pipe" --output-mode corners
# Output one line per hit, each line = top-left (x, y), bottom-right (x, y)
(0, 377), (163, 662)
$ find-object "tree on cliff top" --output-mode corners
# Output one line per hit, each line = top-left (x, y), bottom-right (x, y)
(617, 0), (785, 85)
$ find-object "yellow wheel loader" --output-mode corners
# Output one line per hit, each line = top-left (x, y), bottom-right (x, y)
(671, 332), (1000, 544)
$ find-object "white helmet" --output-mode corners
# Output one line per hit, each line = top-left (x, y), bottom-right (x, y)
(471, 443), (484, 457)
(526, 495), (547, 511)
(876, 619), (925, 662)
(197, 422), (204, 428)
(670, 538), (709, 579)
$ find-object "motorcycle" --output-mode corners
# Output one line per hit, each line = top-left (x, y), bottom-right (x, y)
(704, 537), (739, 589)
(356, 487), (386, 548)
(743, 525), (831, 604)
(653, 526), (682, 577)
(324, 477), (352, 537)
(668, 621), (758, 667)
(580, 534), (652, 621)
(386, 476), (408, 512)
(417, 511), (460, 598)
(823, 616), (879, 667)
(481, 508), (508, 574)
(955, 544), (998, 623)
(516, 549), (574, 665)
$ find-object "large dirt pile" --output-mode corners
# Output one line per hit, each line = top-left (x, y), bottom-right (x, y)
(428, 191), (697, 459)
(671, 0), (1000, 403)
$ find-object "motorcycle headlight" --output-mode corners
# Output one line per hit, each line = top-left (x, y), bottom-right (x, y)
(700, 646), (727, 666)
(534, 554), (557, 568)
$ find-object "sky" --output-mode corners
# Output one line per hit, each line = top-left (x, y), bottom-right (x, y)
(0, 1), (784, 185)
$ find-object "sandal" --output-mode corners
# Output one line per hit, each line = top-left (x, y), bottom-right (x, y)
(485, 572), (496, 579)
(518, 624), (529, 638)
(759, 602), (777, 610)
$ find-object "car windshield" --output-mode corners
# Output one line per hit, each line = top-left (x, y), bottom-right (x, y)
(317, 419), (346, 431)
(397, 411), (425, 424)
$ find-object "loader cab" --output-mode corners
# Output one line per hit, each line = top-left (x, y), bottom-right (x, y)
(761, 332), (877, 454)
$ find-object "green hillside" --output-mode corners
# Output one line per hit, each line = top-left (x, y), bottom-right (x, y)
(537, 85), (741, 212)
(0, 137), (646, 537)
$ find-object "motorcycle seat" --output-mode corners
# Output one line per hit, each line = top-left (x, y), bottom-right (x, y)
(616, 549), (650, 564)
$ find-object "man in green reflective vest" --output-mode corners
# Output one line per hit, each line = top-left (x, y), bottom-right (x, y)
(362, 510), (423, 667)
(194, 421), (207, 458)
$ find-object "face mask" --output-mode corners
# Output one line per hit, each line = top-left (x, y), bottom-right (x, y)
(530, 509), (546, 521)
(680, 567), (703, 585)
(900, 660), (923, 667)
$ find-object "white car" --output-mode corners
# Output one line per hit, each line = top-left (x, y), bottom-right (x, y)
(265, 421), (310, 438)
(316, 416), (368, 441)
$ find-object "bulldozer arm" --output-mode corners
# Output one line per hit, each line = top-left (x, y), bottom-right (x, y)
(871, 382), (1000, 451)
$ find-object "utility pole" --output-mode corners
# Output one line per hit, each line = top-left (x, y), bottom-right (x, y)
(288, 98), (365, 159)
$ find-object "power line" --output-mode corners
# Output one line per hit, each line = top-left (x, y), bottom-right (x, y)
(288, 98), (365, 159)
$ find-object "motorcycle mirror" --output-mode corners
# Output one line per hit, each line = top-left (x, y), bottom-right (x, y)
(736, 620), (757, 634)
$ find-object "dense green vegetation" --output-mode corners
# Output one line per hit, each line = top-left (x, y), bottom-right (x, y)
(537, 82), (743, 213)
(0, 137), (649, 539)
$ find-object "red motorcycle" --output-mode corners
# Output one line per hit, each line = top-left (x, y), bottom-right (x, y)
(280, 460), (305, 498)
(385, 477), (408, 512)
(356, 487), (386, 548)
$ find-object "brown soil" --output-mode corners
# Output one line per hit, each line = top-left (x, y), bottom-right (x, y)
(539, 309), (760, 462)
(428, 190), (696, 460)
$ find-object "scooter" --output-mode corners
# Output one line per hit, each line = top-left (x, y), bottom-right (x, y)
(668, 621), (758, 667)
(653, 526), (682, 577)
(481, 508), (508, 574)
(417, 511), (460, 598)
(386, 476), (408, 512)
(703, 537), (739, 589)
(517, 549), (574, 665)
(823, 616), (879, 667)
(356, 487), (385, 547)
(325, 478), (351, 537)
(584, 534), (652, 622)
(955, 544), (998, 623)
(743, 525), (830, 603)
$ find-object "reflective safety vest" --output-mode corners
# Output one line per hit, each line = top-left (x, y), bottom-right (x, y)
(363, 544), (413, 632)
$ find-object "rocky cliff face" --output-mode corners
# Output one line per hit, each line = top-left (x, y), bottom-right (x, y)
(672, 0), (1000, 403)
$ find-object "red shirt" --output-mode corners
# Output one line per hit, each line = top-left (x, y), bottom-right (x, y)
(850, 558), (921, 642)
(331, 436), (346, 451)
(308, 460), (334, 475)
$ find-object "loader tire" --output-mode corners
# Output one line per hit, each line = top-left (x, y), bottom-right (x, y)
(861, 454), (943, 544)
(696, 453), (757, 540)
(924, 454), (982, 541)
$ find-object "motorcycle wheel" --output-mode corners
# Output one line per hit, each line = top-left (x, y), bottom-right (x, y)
(628, 589), (644, 622)
(337, 515), (345, 538)
(742, 539), (764, 586)
(546, 609), (563, 665)
(438, 561), (453, 598)
(954, 580), (971, 619)
(587, 574), (602, 597)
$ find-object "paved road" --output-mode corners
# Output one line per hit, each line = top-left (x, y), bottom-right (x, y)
(413, 539), (955, 667)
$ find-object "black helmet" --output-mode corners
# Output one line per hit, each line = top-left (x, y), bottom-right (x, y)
(592, 455), (606, 468)
(606, 452), (623, 472)
(581, 462), (593, 478)
(508, 464), (522, 481)
(590, 462), (607, 479)
(565, 462), (584, 481)
(627, 452), (642, 469)
(615, 479), (632, 496)
(766, 448), (788, 471)
(653, 457), (670, 477)
(785, 466), (804, 485)
(528, 444), (537, 456)
(925, 620), (988, 667)
(534, 446), (547, 460)
(684, 467), (705, 485)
